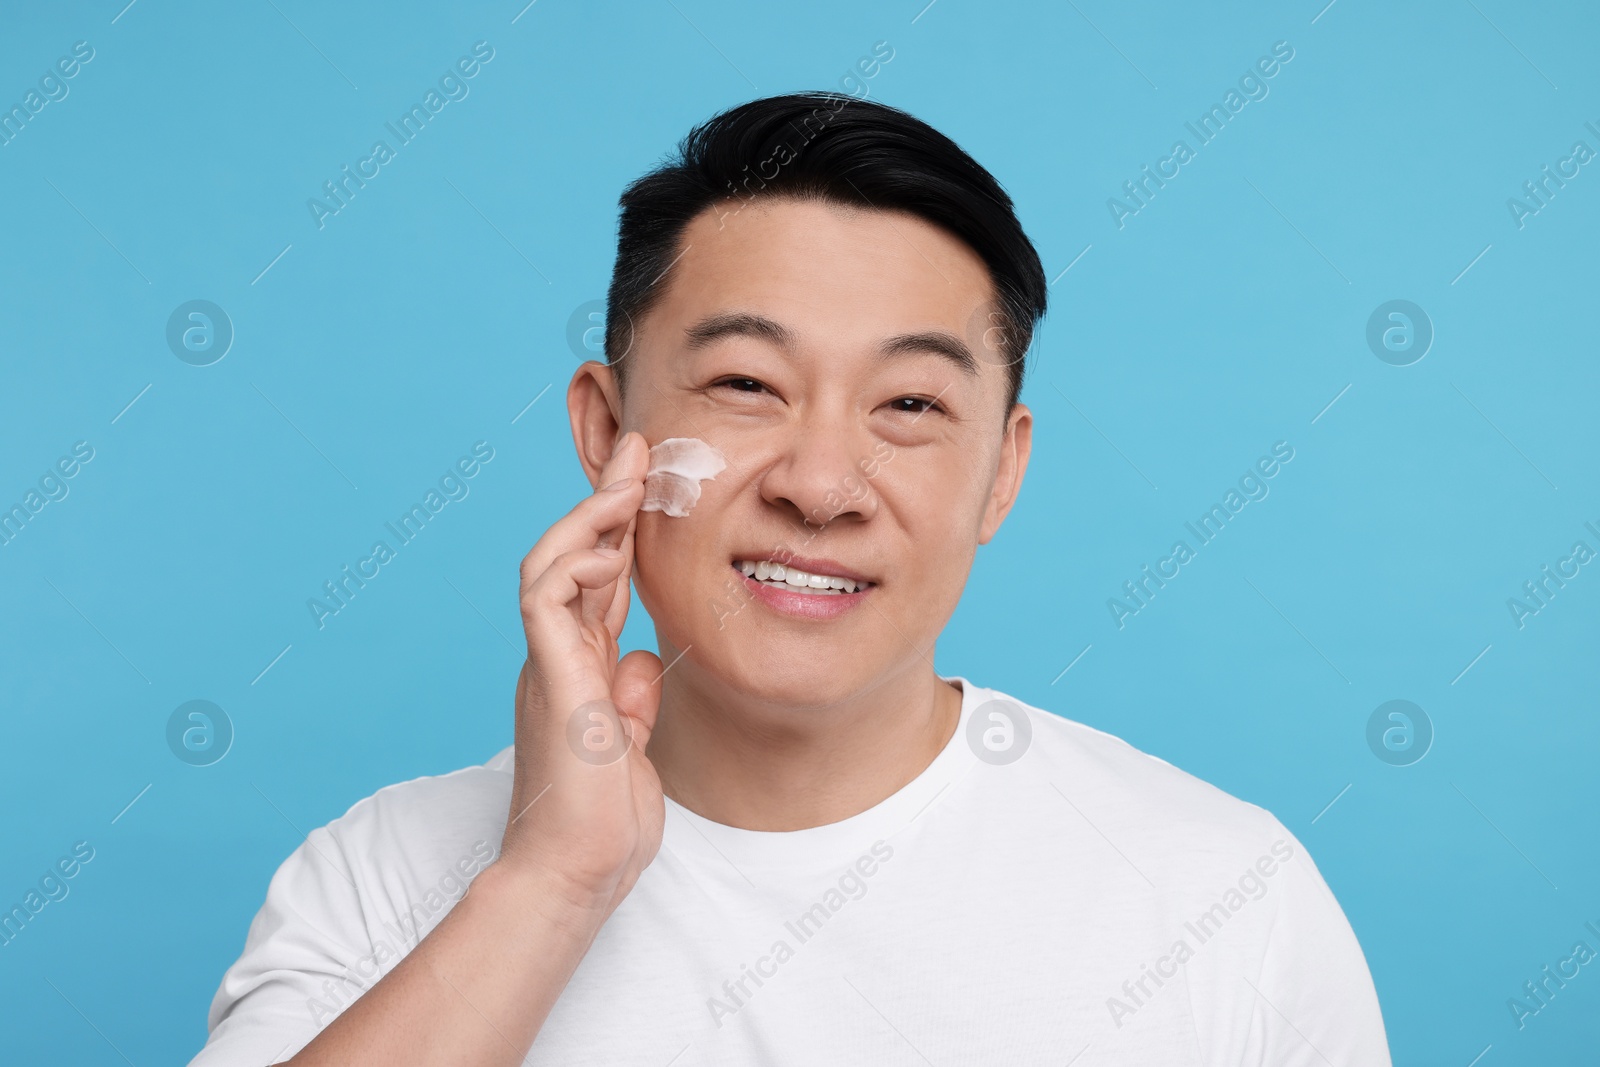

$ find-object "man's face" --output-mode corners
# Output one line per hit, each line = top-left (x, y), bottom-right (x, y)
(604, 197), (1031, 709)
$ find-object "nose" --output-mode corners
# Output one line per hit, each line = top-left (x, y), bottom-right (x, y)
(758, 420), (882, 533)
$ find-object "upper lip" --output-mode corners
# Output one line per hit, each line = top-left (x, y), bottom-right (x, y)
(731, 553), (875, 585)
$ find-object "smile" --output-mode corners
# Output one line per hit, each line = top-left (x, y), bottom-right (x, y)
(733, 559), (868, 595)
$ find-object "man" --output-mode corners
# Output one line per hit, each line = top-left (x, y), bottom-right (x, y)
(191, 92), (1391, 1065)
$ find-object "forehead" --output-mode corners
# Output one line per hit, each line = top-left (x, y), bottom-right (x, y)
(643, 197), (998, 345)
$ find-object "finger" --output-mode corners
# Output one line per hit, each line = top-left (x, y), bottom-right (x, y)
(613, 648), (665, 749)
(520, 547), (630, 665)
(522, 546), (628, 622)
(597, 430), (649, 495)
(586, 437), (648, 629)
(601, 514), (638, 637)
(519, 434), (650, 586)
(594, 433), (650, 552)
(519, 479), (642, 591)
(583, 501), (640, 634)
(595, 429), (647, 488)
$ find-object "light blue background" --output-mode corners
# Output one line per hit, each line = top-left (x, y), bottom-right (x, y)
(2, 1), (1597, 1063)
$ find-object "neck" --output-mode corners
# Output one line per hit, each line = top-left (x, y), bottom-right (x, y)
(646, 654), (962, 832)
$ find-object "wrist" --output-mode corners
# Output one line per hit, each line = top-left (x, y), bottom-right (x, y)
(474, 855), (614, 940)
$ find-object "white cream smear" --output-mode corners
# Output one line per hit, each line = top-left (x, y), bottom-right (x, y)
(641, 437), (726, 518)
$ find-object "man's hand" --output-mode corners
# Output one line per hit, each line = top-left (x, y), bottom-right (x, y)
(283, 431), (663, 1067)
(501, 429), (665, 918)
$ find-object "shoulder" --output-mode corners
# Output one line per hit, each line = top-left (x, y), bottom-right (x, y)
(965, 681), (1295, 871)
(960, 683), (1389, 1061)
(316, 750), (515, 892)
(331, 749), (513, 832)
(964, 682), (1361, 959)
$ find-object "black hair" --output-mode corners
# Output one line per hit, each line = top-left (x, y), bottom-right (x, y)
(604, 91), (1047, 408)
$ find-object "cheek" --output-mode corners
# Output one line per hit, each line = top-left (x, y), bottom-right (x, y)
(632, 514), (684, 589)
(885, 452), (988, 532)
(631, 512), (717, 621)
(882, 461), (987, 582)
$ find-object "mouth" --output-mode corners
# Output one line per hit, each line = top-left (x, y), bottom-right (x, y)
(730, 556), (875, 619)
(732, 558), (872, 595)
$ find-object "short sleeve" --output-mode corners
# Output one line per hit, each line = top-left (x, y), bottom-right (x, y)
(187, 824), (375, 1066)
(1240, 823), (1392, 1066)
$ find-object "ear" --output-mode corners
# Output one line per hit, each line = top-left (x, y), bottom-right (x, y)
(568, 360), (625, 489)
(978, 402), (1032, 544)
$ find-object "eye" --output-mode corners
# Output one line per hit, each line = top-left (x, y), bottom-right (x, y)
(713, 376), (767, 394)
(886, 396), (941, 415)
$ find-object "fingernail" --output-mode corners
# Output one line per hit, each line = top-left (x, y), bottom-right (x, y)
(594, 547), (623, 558)
(600, 478), (632, 492)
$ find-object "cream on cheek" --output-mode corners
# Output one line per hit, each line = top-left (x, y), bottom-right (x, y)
(640, 437), (727, 518)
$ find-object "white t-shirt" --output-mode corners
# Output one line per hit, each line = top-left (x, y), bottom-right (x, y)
(189, 678), (1391, 1066)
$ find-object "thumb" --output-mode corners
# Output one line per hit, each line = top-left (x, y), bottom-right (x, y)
(613, 649), (665, 750)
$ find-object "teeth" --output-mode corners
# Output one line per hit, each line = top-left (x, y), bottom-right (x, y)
(733, 560), (862, 594)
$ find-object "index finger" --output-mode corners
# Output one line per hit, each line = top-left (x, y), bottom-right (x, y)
(518, 433), (649, 588)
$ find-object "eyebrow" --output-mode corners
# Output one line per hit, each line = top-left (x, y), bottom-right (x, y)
(682, 312), (978, 376)
(683, 312), (793, 352)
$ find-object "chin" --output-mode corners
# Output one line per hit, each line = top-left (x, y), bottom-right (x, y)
(693, 639), (885, 713)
